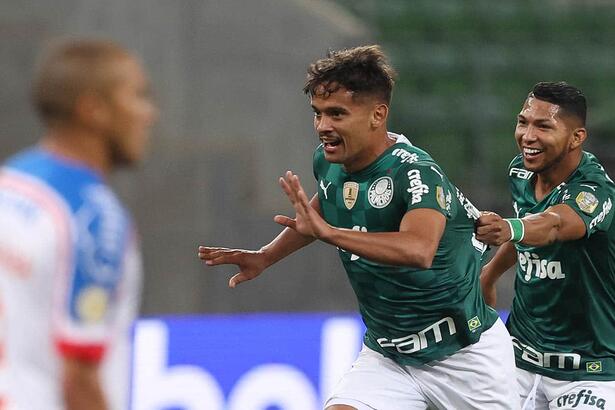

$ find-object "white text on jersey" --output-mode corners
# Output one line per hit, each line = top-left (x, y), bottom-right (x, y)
(518, 252), (565, 281)
(377, 316), (456, 354)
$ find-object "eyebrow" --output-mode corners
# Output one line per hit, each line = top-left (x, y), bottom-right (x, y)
(517, 114), (555, 124)
(311, 105), (349, 114)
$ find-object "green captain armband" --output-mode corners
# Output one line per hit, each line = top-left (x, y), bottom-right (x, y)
(504, 218), (525, 243)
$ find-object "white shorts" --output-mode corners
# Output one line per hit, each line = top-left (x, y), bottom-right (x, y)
(517, 367), (615, 410)
(325, 318), (519, 410)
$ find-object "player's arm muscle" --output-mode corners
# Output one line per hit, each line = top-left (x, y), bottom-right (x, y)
(322, 208), (445, 268)
(62, 356), (107, 410)
(521, 204), (586, 246)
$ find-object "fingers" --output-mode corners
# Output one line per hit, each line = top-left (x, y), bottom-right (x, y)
(229, 272), (251, 288)
(197, 246), (240, 265)
(279, 171), (311, 215)
(273, 214), (296, 229)
(198, 246), (225, 260)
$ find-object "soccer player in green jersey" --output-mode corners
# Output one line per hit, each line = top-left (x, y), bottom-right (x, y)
(477, 82), (615, 410)
(200, 45), (519, 409)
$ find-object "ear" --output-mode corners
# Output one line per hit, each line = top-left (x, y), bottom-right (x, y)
(73, 91), (110, 128)
(371, 103), (389, 129)
(570, 127), (587, 150)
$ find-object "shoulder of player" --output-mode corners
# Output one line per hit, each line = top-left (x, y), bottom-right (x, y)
(391, 158), (449, 189)
(386, 143), (438, 168)
(576, 151), (612, 182)
(77, 183), (129, 225)
(561, 152), (614, 195)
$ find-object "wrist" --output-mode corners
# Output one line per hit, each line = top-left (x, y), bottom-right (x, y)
(316, 224), (335, 243)
(257, 246), (275, 268)
(504, 218), (525, 243)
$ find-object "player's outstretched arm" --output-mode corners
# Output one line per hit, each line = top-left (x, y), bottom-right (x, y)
(475, 205), (585, 247)
(276, 171), (446, 268)
(198, 194), (319, 288)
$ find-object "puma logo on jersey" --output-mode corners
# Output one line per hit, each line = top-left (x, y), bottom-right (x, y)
(518, 252), (565, 281)
(589, 198), (612, 230)
(391, 148), (419, 164)
(319, 180), (331, 200)
(510, 167), (534, 179)
(406, 169), (429, 204)
(556, 389), (606, 409)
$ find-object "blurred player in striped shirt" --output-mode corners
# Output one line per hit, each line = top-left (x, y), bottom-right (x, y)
(0, 39), (156, 410)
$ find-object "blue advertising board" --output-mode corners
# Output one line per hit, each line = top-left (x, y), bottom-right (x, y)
(131, 313), (365, 410)
(130, 311), (509, 409)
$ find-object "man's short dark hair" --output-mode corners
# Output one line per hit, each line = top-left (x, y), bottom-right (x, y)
(303, 45), (396, 104)
(32, 39), (131, 125)
(530, 81), (587, 126)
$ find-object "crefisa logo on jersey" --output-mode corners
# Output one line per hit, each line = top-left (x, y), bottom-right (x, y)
(368, 177), (393, 209)
(556, 389), (606, 409)
(406, 169), (429, 204)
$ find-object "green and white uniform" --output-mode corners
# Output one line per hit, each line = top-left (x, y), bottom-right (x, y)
(313, 134), (498, 366)
(508, 151), (615, 382)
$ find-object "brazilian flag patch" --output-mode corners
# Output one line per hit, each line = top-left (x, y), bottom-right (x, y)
(467, 316), (482, 332)
(586, 361), (603, 373)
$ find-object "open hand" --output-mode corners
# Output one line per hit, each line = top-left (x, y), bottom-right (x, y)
(197, 246), (268, 288)
(274, 171), (331, 240)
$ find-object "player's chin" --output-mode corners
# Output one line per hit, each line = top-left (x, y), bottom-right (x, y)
(323, 152), (344, 164)
(522, 159), (546, 173)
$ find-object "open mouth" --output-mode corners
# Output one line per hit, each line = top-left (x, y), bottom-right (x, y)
(523, 147), (543, 158)
(321, 137), (342, 151)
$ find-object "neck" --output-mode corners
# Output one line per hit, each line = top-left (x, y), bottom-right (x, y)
(344, 128), (394, 173)
(41, 125), (111, 176)
(534, 149), (583, 199)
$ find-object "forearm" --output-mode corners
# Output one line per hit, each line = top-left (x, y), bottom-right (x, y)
(482, 241), (517, 285)
(260, 227), (316, 267)
(63, 358), (107, 410)
(517, 211), (561, 247)
(321, 228), (434, 268)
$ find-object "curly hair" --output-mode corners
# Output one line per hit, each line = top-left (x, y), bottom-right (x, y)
(303, 45), (396, 104)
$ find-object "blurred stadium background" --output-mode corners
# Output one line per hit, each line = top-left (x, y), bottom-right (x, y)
(1, 1), (614, 408)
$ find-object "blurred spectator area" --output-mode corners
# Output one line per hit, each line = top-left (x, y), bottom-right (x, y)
(3, 1), (615, 315)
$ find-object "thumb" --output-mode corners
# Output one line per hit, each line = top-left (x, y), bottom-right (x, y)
(229, 272), (248, 288)
(274, 215), (296, 229)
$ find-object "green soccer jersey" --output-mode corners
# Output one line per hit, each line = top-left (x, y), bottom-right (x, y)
(507, 151), (615, 381)
(313, 133), (498, 366)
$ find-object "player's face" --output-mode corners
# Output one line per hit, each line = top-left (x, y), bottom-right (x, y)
(311, 86), (381, 172)
(514, 97), (575, 174)
(101, 58), (157, 167)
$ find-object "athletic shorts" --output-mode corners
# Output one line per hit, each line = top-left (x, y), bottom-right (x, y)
(517, 367), (615, 410)
(324, 318), (519, 410)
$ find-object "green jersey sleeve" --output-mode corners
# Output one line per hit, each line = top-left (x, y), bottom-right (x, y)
(558, 180), (614, 237)
(398, 162), (452, 218)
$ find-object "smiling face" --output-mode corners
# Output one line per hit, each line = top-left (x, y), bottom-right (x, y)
(311, 85), (388, 173)
(515, 97), (585, 175)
